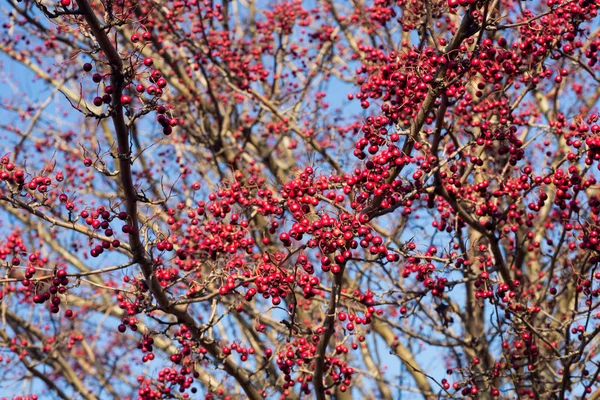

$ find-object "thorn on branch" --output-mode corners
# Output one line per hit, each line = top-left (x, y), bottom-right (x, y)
(135, 191), (166, 205)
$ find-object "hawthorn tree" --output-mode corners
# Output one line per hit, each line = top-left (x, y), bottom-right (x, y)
(2, 0), (600, 398)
